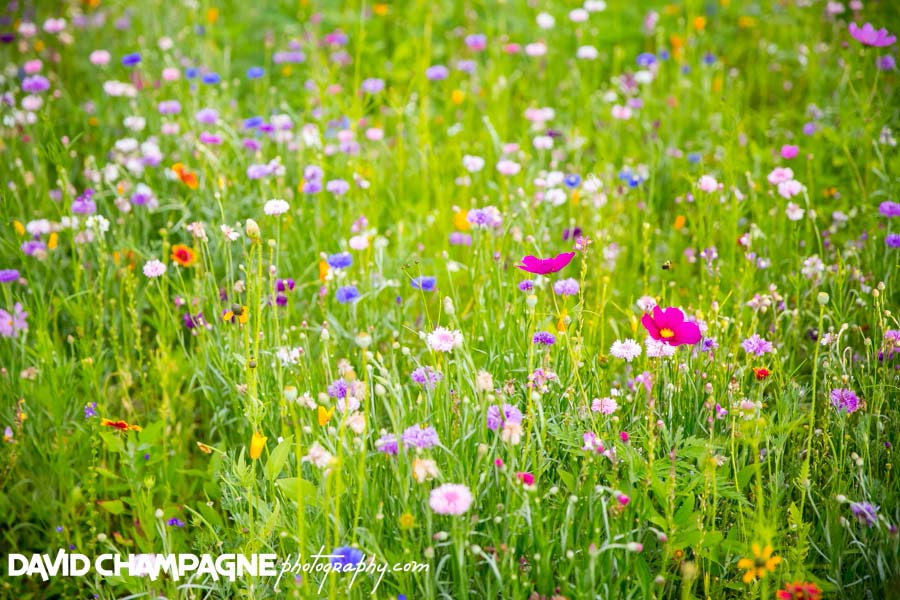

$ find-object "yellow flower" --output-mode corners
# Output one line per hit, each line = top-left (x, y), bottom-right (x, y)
(451, 89), (465, 104)
(13, 220), (25, 236)
(556, 308), (568, 333)
(317, 405), (335, 426)
(737, 543), (781, 583)
(398, 512), (415, 529)
(249, 431), (267, 460)
(373, 3), (388, 16)
(453, 210), (470, 231)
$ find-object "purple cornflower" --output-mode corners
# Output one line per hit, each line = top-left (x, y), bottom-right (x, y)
(533, 331), (556, 345)
(335, 285), (360, 304)
(553, 278), (579, 296)
(449, 232), (472, 246)
(401, 424), (440, 449)
(0, 269), (19, 283)
(84, 403), (97, 419)
(376, 433), (398, 455)
(830, 388), (860, 413)
(886, 234), (900, 248)
(410, 366), (443, 390)
(22, 75), (50, 93)
(71, 189), (96, 214)
(182, 312), (206, 330)
(879, 201), (900, 217)
(166, 518), (185, 527)
(425, 65), (449, 80)
(276, 278), (295, 292)
(327, 379), (349, 400)
(326, 179), (350, 195)
(195, 108), (219, 125)
(518, 280), (534, 292)
(850, 501), (879, 527)
(486, 404), (523, 431)
(157, 100), (181, 115)
(361, 78), (385, 93)
(877, 55), (896, 71)
(21, 240), (46, 257)
(741, 334), (774, 356)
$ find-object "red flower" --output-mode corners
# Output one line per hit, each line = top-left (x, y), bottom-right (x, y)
(776, 582), (821, 600)
(516, 251), (575, 275)
(641, 306), (701, 346)
(752, 367), (771, 380)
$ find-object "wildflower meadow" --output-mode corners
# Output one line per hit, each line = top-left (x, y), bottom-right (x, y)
(1, 0), (899, 598)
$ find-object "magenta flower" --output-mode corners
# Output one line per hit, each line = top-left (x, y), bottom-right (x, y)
(516, 251), (575, 275)
(640, 306), (701, 347)
(849, 23), (896, 47)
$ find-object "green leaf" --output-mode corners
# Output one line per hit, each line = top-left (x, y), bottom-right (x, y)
(100, 432), (125, 455)
(276, 478), (319, 506)
(266, 436), (293, 482)
(557, 468), (576, 491)
(91, 466), (120, 480)
(97, 499), (125, 515)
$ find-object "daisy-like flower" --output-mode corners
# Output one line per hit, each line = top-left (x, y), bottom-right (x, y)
(429, 483), (474, 515)
(170, 244), (197, 267)
(426, 326), (463, 352)
(641, 306), (701, 346)
(777, 582), (822, 600)
(610, 339), (641, 361)
(737, 543), (781, 583)
(264, 198), (290, 215)
(142, 259), (166, 278)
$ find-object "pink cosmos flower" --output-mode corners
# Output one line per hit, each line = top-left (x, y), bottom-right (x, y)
(780, 145), (799, 159)
(429, 483), (474, 515)
(516, 251), (575, 275)
(849, 23), (896, 47)
(641, 306), (701, 346)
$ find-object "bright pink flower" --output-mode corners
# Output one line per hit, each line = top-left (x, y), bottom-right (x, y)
(516, 471), (535, 485)
(516, 251), (575, 275)
(780, 145), (799, 159)
(640, 306), (701, 347)
(849, 23), (896, 47)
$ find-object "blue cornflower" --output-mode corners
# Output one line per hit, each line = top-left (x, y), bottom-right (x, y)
(636, 52), (656, 67)
(244, 116), (264, 129)
(335, 286), (360, 304)
(687, 152), (702, 164)
(246, 66), (265, 79)
(121, 53), (141, 67)
(202, 72), (221, 85)
(167, 518), (185, 527)
(330, 547), (364, 570)
(563, 174), (581, 188)
(411, 276), (437, 291)
(327, 253), (353, 269)
(185, 67), (199, 79)
(84, 403), (97, 419)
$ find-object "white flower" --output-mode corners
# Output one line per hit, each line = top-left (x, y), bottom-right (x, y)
(264, 198), (290, 216)
(142, 259), (166, 278)
(536, 12), (555, 29)
(777, 179), (804, 199)
(610, 339), (642, 362)
(698, 175), (719, 193)
(576, 45), (598, 60)
(786, 202), (805, 221)
(426, 327), (463, 352)
(644, 337), (676, 358)
(220, 224), (240, 242)
(303, 442), (334, 468)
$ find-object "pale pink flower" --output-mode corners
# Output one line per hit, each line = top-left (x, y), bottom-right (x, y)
(426, 327), (463, 352)
(429, 483), (474, 515)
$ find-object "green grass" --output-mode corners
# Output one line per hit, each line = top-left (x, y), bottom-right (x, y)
(0, 0), (899, 598)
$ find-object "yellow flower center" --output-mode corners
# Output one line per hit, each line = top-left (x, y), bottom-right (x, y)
(660, 328), (675, 338)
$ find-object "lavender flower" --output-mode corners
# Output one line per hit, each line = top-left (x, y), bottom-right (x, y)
(830, 388), (860, 413)
(401, 424), (440, 449)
